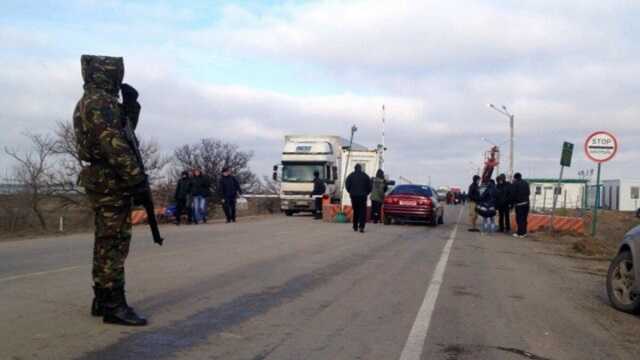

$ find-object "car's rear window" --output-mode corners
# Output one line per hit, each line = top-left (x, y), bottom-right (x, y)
(390, 185), (433, 197)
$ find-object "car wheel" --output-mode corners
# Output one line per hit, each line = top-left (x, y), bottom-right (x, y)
(438, 212), (444, 225)
(607, 251), (640, 314)
(285, 210), (294, 217)
(383, 215), (391, 225)
(427, 214), (437, 227)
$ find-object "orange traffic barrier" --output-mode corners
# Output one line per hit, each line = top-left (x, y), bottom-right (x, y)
(323, 204), (353, 222)
(511, 213), (584, 234)
(322, 204), (373, 222)
(131, 208), (166, 225)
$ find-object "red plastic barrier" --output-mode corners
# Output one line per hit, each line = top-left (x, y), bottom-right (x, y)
(131, 208), (165, 225)
(511, 213), (584, 234)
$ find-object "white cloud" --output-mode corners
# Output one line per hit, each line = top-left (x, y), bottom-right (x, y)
(1, 0), (639, 186)
(196, 0), (605, 72)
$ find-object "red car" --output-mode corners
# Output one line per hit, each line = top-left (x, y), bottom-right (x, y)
(383, 184), (444, 226)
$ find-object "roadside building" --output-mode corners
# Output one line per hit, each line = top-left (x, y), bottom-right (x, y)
(527, 178), (588, 211)
(600, 179), (640, 211)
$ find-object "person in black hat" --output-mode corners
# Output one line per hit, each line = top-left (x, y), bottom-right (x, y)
(311, 170), (326, 220)
(174, 170), (192, 225)
(219, 167), (242, 223)
(511, 172), (530, 238)
(495, 173), (512, 233)
(345, 164), (372, 233)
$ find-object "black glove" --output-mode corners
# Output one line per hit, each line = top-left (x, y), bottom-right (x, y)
(121, 83), (141, 129)
(121, 83), (139, 104)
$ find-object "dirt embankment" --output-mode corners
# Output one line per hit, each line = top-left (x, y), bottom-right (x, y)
(531, 210), (640, 258)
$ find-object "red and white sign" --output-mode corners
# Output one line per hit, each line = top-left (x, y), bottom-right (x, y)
(584, 131), (618, 163)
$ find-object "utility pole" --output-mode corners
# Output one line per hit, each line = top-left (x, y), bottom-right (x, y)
(509, 112), (514, 181)
(380, 104), (386, 171)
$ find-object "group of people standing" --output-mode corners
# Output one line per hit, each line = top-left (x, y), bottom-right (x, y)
(174, 167), (243, 225)
(467, 172), (531, 237)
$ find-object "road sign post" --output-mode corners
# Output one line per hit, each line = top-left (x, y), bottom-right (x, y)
(550, 142), (574, 232)
(592, 163), (602, 236)
(584, 131), (618, 236)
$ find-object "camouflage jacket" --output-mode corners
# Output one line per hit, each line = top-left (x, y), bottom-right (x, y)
(73, 55), (145, 195)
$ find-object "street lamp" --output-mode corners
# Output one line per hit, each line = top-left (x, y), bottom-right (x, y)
(488, 104), (515, 180)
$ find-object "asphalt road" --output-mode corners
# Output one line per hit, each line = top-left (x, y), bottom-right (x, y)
(1, 206), (638, 360)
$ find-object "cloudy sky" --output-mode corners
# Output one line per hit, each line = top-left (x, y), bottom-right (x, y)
(1, 0), (639, 186)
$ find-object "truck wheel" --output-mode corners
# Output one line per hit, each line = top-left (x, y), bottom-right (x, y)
(383, 215), (391, 225)
(607, 251), (640, 314)
(285, 211), (294, 217)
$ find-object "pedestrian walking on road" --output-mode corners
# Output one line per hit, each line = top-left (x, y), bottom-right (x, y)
(346, 164), (372, 233)
(174, 171), (192, 225)
(311, 171), (326, 220)
(219, 167), (242, 223)
(496, 174), (512, 233)
(467, 175), (481, 232)
(511, 173), (531, 238)
(370, 169), (388, 224)
(190, 168), (211, 224)
(478, 179), (497, 233)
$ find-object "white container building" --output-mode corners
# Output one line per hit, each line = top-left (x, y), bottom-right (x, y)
(527, 178), (588, 211)
(600, 179), (640, 211)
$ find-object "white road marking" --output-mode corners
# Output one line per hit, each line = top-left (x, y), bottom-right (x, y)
(398, 207), (463, 360)
(0, 265), (82, 283)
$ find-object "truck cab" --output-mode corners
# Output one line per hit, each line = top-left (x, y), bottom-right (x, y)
(277, 137), (340, 215)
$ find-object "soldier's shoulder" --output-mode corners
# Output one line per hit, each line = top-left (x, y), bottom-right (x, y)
(81, 93), (120, 124)
(82, 92), (118, 109)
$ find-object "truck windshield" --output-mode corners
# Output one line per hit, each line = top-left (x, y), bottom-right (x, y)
(282, 163), (326, 182)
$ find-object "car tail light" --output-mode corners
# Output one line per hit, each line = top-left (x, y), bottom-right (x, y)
(385, 197), (399, 204)
(417, 198), (432, 206)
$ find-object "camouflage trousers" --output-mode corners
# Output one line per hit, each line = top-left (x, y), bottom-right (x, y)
(88, 192), (133, 289)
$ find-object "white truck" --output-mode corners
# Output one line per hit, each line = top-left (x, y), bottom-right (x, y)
(274, 135), (381, 215)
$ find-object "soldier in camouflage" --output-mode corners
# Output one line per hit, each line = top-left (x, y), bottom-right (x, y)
(73, 55), (147, 326)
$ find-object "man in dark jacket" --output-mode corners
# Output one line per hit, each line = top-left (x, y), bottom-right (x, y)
(495, 173), (512, 233)
(346, 164), (372, 233)
(311, 171), (326, 220)
(219, 167), (242, 223)
(467, 175), (481, 232)
(190, 168), (211, 224)
(511, 172), (531, 237)
(174, 171), (191, 225)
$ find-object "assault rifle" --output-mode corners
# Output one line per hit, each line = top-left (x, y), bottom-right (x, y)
(133, 176), (164, 246)
(121, 83), (164, 246)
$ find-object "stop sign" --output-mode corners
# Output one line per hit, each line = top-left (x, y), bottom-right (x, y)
(584, 131), (618, 163)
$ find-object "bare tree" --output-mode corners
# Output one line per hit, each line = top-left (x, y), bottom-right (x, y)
(173, 138), (258, 201)
(51, 120), (86, 207)
(255, 175), (280, 195)
(138, 139), (171, 182)
(53, 120), (170, 191)
(4, 133), (59, 229)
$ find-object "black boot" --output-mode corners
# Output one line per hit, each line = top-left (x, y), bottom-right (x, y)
(91, 285), (106, 317)
(103, 286), (148, 326)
